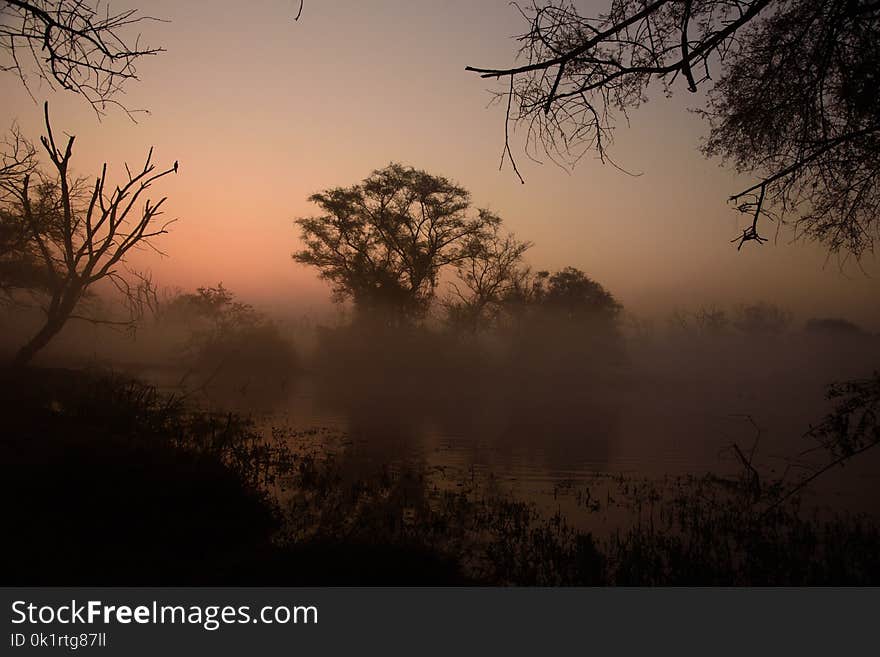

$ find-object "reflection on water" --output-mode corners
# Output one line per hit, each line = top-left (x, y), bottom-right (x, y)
(170, 334), (880, 520)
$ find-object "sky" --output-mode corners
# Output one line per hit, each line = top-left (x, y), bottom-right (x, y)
(2, 0), (879, 328)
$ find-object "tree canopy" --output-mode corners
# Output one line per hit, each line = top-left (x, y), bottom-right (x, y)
(509, 266), (622, 328)
(294, 163), (499, 324)
(467, 0), (880, 256)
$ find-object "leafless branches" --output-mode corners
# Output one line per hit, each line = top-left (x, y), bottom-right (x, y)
(0, 123), (37, 195)
(1, 0), (165, 115)
(758, 372), (880, 515)
(3, 102), (177, 365)
(446, 221), (532, 331)
(726, 414), (763, 501)
(467, 1), (880, 256)
(467, 0), (768, 169)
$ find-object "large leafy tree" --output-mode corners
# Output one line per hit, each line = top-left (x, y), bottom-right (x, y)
(467, 0), (880, 255)
(294, 163), (499, 324)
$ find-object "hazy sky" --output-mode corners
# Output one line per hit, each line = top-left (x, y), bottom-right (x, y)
(3, 0), (878, 327)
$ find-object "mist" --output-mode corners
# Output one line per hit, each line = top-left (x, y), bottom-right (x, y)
(3, 0), (880, 588)
(3, 281), (877, 514)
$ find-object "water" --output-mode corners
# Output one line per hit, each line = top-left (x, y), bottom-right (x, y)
(170, 333), (880, 522)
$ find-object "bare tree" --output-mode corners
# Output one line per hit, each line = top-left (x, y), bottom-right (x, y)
(294, 163), (498, 325)
(445, 221), (532, 332)
(0, 124), (41, 301)
(0, 123), (36, 190)
(1, 0), (164, 114)
(1, 102), (177, 366)
(466, 1), (880, 255)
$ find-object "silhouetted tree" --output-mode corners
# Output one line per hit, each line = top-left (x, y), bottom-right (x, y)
(445, 221), (532, 332)
(0, 178), (65, 303)
(500, 266), (623, 373)
(160, 283), (260, 331)
(1, 0), (163, 114)
(501, 266), (622, 334)
(0, 123), (35, 189)
(1, 102), (177, 366)
(294, 163), (499, 325)
(765, 370), (880, 513)
(467, 0), (880, 254)
(0, 128), (46, 302)
(158, 284), (297, 393)
(523, 266), (622, 324)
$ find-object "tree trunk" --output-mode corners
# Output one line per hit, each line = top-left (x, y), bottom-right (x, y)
(11, 317), (65, 367)
(12, 284), (83, 367)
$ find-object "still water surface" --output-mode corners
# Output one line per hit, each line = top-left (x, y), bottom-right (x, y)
(161, 337), (879, 522)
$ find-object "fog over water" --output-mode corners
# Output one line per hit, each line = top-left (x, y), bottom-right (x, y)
(5, 298), (877, 522)
(5, 0), (880, 591)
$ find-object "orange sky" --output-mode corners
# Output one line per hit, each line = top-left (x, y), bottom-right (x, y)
(3, 0), (878, 328)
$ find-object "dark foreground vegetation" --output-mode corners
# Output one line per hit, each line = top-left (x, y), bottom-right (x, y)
(3, 367), (878, 586)
(0, 367), (462, 584)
